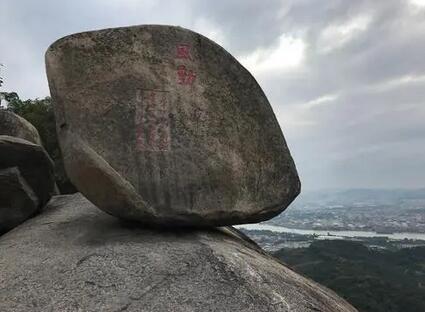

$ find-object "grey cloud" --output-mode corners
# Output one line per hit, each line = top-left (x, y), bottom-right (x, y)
(191, 0), (286, 54)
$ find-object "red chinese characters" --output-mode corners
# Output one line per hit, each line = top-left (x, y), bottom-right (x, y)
(177, 65), (196, 85)
(175, 44), (196, 86)
(176, 44), (192, 60)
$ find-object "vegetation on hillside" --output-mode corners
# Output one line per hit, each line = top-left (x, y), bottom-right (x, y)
(274, 240), (425, 312)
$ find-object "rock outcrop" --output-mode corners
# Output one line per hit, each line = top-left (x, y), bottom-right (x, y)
(0, 136), (56, 233)
(0, 167), (39, 233)
(0, 110), (42, 145)
(0, 193), (356, 312)
(45, 25), (300, 226)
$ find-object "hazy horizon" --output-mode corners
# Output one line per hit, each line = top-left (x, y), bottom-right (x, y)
(1, 0), (425, 190)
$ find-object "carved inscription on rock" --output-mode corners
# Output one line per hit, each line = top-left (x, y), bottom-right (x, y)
(135, 90), (171, 152)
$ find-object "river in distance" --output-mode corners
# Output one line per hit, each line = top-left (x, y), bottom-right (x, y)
(235, 223), (425, 241)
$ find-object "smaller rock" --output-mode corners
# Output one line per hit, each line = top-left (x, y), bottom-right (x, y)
(0, 136), (56, 233)
(0, 136), (56, 205)
(0, 110), (42, 145)
(0, 167), (39, 234)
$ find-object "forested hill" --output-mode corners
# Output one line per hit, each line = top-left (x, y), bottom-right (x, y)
(274, 240), (425, 312)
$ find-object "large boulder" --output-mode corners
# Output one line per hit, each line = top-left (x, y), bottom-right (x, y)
(0, 136), (56, 232)
(0, 109), (42, 145)
(45, 25), (300, 226)
(0, 193), (356, 312)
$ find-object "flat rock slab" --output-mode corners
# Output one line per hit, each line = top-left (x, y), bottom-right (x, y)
(0, 110), (42, 145)
(46, 25), (300, 226)
(0, 167), (39, 234)
(0, 193), (356, 312)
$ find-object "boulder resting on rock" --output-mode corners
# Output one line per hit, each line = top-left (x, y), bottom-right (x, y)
(0, 109), (42, 145)
(45, 25), (300, 226)
(0, 136), (56, 233)
(0, 193), (356, 312)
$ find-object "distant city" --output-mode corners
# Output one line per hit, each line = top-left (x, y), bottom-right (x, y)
(238, 188), (425, 251)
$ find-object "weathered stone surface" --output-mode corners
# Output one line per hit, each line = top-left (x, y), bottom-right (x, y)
(0, 167), (39, 234)
(0, 193), (356, 312)
(45, 25), (301, 226)
(0, 110), (42, 145)
(0, 136), (56, 207)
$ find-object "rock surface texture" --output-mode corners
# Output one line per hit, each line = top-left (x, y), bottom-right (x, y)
(0, 193), (356, 312)
(0, 110), (42, 145)
(0, 167), (39, 233)
(45, 25), (300, 226)
(0, 136), (56, 233)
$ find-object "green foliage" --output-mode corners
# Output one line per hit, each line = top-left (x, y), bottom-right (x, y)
(2, 92), (75, 193)
(7, 94), (57, 154)
(274, 241), (425, 312)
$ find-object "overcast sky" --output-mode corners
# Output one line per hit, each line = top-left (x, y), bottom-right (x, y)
(1, 0), (425, 190)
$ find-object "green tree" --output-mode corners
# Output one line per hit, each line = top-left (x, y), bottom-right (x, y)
(274, 241), (425, 312)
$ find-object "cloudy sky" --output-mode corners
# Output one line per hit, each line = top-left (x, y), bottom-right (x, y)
(1, 0), (425, 190)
